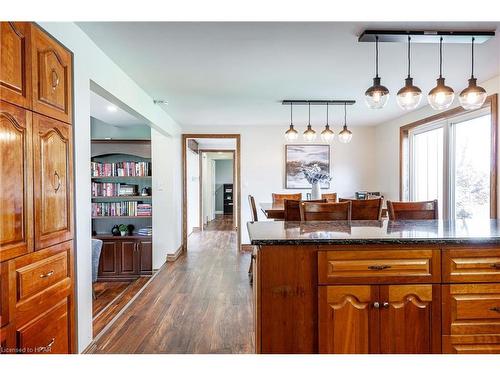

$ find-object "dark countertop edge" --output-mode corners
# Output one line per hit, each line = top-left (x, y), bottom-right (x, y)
(250, 238), (500, 246)
(93, 234), (152, 240)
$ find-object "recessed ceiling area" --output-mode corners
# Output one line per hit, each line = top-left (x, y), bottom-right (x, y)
(90, 90), (145, 127)
(193, 138), (236, 149)
(79, 22), (500, 128)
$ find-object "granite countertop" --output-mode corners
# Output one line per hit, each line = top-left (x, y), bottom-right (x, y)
(247, 219), (500, 245)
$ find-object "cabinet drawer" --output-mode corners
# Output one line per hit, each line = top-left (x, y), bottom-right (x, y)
(16, 251), (68, 300)
(443, 249), (500, 283)
(16, 298), (69, 354)
(443, 334), (500, 354)
(443, 284), (500, 336)
(318, 249), (440, 284)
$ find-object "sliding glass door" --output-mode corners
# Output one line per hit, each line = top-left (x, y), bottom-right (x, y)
(408, 107), (494, 220)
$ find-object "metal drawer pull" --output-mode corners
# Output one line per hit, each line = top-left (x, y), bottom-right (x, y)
(39, 270), (54, 278)
(368, 265), (391, 271)
(491, 263), (500, 269)
(41, 338), (56, 352)
(490, 307), (500, 313)
(372, 302), (380, 309)
(382, 302), (390, 309)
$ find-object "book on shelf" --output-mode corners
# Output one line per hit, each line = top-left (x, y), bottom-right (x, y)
(92, 201), (152, 217)
(137, 226), (152, 236)
(91, 182), (141, 197)
(91, 161), (151, 177)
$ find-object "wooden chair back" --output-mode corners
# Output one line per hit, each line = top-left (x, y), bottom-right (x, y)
(321, 193), (337, 202)
(272, 193), (302, 203)
(339, 197), (383, 220)
(248, 195), (258, 222)
(284, 199), (326, 221)
(300, 201), (352, 221)
(387, 199), (438, 220)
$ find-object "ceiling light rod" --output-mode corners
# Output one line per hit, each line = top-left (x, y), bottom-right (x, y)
(281, 100), (356, 106)
(358, 30), (494, 44)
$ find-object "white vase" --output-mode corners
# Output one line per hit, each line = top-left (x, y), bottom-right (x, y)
(311, 182), (321, 200)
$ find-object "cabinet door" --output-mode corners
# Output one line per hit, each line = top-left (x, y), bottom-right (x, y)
(31, 24), (72, 124)
(33, 114), (73, 250)
(379, 284), (440, 354)
(98, 241), (119, 278)
(0, 101), (33, 262)
(138, 240), (152, 275)
(318, 285), (379, 354)
(0, 22), (31, 109)
(119, 241), (138, 276)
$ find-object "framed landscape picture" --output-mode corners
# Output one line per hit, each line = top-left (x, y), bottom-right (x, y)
(285, 144), (330, 189)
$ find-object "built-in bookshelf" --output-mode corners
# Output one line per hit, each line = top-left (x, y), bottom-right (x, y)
(91, 139), (153, 237)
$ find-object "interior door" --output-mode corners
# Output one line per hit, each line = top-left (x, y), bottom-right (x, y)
(33, 113), (73, 250)
(318, 285), (379, 354)
(0, 101), (33, 261)
(379, 284), (440, 354)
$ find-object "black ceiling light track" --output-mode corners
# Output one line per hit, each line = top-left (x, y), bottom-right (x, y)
(282, 100), (356, 106)
(359, 30), (495, 44)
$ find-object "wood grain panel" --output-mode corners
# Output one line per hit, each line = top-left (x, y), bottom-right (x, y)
(260, 245), (317, 353)
(139, 240), (152, 275)
(31, 25), (72, 123)
(318, 285), (379, 354)
(318, 249), (440, 284)
(33, 113), (73, 250)
(380, 284), (440, 353)
(0, 22), (31, 109)
(0, 101), (33, 261)
(443, 248), (500, 283)
(443, 334), (500, 354)
(119, 241), (137, 275)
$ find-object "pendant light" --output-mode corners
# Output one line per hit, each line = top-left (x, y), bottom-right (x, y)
(320, 103), (335, 142)
(338, 103), (352, 144)
(428, 37), (455, 110)
(397, 36), (422, 110)
(365, 36), (390, 109)
(284, 102), (299, 142)
(303, 102), (317, 142)
(459, 37), (487, 110)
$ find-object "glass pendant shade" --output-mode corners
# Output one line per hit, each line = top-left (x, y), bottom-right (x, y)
(320, 125), (335, 142)
(338, 125), (352, 144)
(459, 77), (487, 110)
(397, 77), (422, 110)
(428, 77), (455, 110)
(284, 124), (299, 142)
(303, 125), (317, 142)
(365, 77), (390, 109)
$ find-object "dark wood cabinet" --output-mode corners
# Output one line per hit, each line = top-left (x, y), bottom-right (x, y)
(33, 113), (73, 250)
(1, 22), (75, 354)
(96, 236), (152, 281)
(0, 22), (32, 109)
(0, 101), (33, 262)
(31, 25), (72, 124)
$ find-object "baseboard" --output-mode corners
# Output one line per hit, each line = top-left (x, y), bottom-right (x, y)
(191, 227), (201, 232)
(240, 244), (254, 253)
(166, 245), (184, 262)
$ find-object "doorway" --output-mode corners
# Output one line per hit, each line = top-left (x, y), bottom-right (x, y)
(182, 134), (241, 251)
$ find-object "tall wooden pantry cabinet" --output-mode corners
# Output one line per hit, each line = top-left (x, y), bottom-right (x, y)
(1, 22), (75, 354)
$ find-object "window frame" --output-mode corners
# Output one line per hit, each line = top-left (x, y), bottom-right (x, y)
(400, 94), (498, 219)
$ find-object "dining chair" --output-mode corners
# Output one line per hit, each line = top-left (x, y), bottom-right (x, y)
(272, 193), (302, 203)
(339, 197), (383, 220)
(300, 201), (352, 221)
(248, 195), (258, 222)
(386, 199), (438, 220)
(321, 193), (338, 202)
(91, 239), (103, 299)
(284, 199), (326, 221)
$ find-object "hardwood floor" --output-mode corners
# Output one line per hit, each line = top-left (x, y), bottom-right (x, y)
(93, 281), (131, 316)
(93, 277), (151, 336)
(204, 214), (234, 231)
(86, 218), (253, 353)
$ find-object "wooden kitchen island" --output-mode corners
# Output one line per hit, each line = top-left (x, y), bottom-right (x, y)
(248, 220), (500, 354)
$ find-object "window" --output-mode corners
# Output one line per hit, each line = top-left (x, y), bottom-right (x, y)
(400, 95), (497, 220)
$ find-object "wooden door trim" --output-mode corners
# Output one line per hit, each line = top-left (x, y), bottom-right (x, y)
(182, 134), (241, 253)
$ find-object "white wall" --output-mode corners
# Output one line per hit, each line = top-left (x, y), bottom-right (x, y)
(187, 149), (200, 233)
(38, 22), (182, 353)
(215, 159), (233, 212)
(374, 75), (500, 202)
(183, 125), (378, 243)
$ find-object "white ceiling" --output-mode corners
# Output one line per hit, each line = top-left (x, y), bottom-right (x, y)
(90, 90), (145, 127)
(79, 22), (500, 128)
(193, 138), (236, 149)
